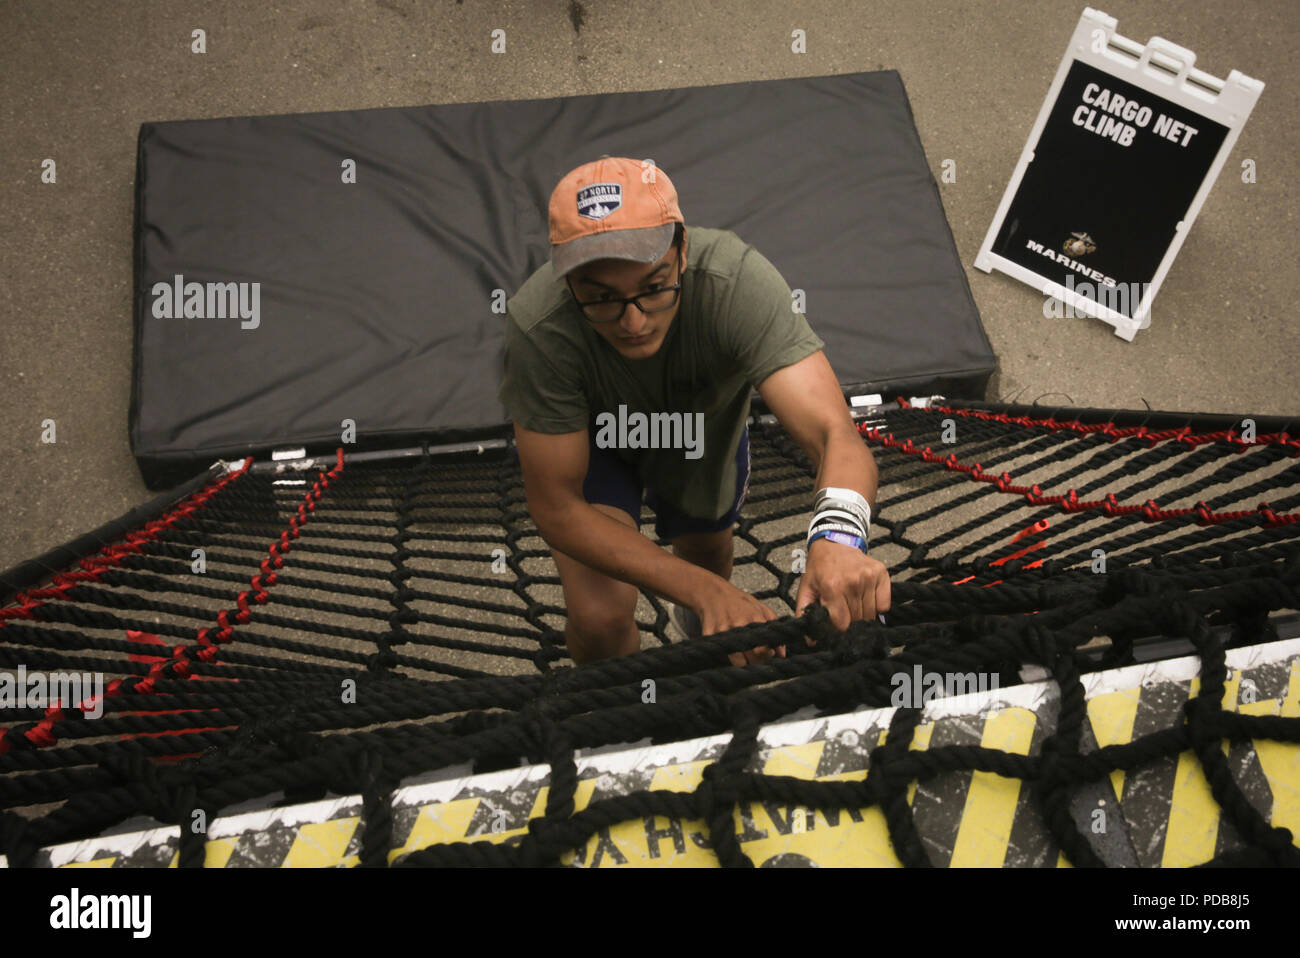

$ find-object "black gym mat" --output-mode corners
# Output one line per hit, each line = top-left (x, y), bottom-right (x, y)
(131, 70), (994, 489)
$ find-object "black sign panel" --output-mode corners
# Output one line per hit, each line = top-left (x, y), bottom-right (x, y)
(991, 60), (1228, 317)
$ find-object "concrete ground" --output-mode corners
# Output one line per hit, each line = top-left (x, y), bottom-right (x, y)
(1, 0), (1296, 572)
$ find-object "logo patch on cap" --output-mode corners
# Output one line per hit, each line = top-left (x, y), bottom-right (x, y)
(577, 182), (622, 221)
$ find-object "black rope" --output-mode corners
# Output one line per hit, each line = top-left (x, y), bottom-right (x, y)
(2, 404), (1298, 867)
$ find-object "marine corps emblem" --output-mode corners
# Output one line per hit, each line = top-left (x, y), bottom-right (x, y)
(1063, 232), (1097, 256)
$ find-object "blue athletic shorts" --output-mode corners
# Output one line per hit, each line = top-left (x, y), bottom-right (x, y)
(582, 426), (751, 540)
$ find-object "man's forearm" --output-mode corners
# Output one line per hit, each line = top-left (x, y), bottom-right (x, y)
(812, 423), (879, 512)
(535, 499), (729, 609)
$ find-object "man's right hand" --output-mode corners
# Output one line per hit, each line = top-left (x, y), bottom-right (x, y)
(693, 579), (783, 666)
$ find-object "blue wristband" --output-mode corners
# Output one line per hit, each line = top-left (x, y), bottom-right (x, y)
(808, 529), (868, 555)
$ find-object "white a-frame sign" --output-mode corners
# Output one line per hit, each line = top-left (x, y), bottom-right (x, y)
(974, 8), (1263, 340)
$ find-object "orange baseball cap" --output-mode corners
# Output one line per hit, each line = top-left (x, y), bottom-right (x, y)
(548, 156), (684, 277)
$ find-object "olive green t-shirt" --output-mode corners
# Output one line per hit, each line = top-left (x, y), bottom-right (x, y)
(498, 226), (825, 520)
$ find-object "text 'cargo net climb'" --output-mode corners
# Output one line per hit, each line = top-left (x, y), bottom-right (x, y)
(2, 399), (1299, 867)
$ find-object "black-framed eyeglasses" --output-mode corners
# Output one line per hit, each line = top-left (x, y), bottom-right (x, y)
(566, 245), (684, 323)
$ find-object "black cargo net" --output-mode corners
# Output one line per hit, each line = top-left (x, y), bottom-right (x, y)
(1, 401), (1298, 867)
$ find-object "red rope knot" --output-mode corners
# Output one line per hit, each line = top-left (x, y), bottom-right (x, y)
(1194, 501), (1213, 525)
(171, 658), (192, 679)
(0, 601), (40, 621)
(995, 472), (1012, 491)
(1258, 503), (1279, 527)
(26, 723), (58, 748)
(1141, 500), (1162, 521)
(1026, 484), (1044, 504)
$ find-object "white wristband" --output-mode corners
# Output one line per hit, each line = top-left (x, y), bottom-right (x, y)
(811, 488), (872, 546)
(811, 507), (868, 533)
(813, 499), (871, 533)
(814, 487), (872, 524)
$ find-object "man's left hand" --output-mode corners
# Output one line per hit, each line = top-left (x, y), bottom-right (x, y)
(795, 536), (891, 637)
